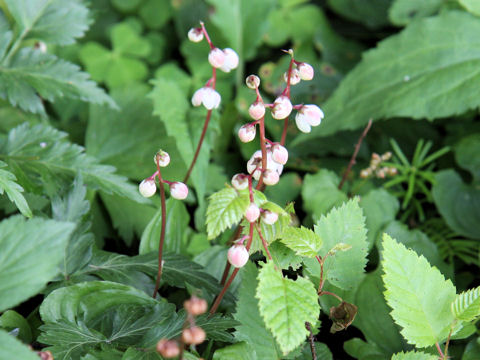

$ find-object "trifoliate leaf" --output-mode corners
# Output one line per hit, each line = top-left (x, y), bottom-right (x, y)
(391, 351), (437, 360)
(256, 262), (319, 355)
(315, 198), (368, 290)
(0, 48), (115, 115)
(281, 226), (322, 257)
(0, 161), (32, 217)
(4, 0), (90, 45)
(382, 234), (457, 347)
(0, 329), (39, 360)
(206, 187), (250, 239)
(451, 286), (480, 322)
(0, 216), (75, 312)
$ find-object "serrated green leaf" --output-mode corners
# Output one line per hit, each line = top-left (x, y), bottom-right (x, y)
(0, 161), (31, 217)
(391, 351), (437, 360)
(206, 187), (250, 239)
(234, 263), (282, 359)
(269, 242), (303, 271)
(0, 216), (75, 312)
(382, 234), (457, 347)
(2, 123), (147, 204)
(315, 198), (368, 290)
(256, 262), (320, 355)
(0, 310), (32, 343)
(213, 342), (256, 360)
(296, 11), (480, 144)
(4, 0), (90, 45)
(452, 286), (480, 322)
(281, 226), (323, 257)
(0, 329), (39, 360)
(389, 0), (443, 25)
(0, 48), (115, 115)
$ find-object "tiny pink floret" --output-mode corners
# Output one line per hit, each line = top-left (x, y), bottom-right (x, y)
(227, 244), (249, 268)
(272, 144), (288, 165)
(238, 124), (256, 143)
(249, 102), (265, 120)
(245, 203), (260, 222)
(170, 182), (189, 200)
(271, 96), (293, 120)
(298, 62), (314, 80)
(208, 48), (225, 68)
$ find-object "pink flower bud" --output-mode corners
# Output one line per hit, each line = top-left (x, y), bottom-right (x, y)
(248, 102), (265, 120)
(220, 48), (239, 73)
(208, 47), (225, 68)
(245, 203), (260, 222)
(139, 179), (156, 198)
(295, 114), (311, 133)
(191, 88), (205, 107)
(202, 87), (221, 110)
(284, 68), (301, 85)
(227, 244), (249, 268)
(298, 104), (324, 126)
(298, 62), (314, 80)
(261, 210), (278, 225)
(263, 169), (279, 186)
(188, 28), (204, 43)
(246, 75), (260, 89)
(154, 151), (170, 167)
(238, 124), (256, 143)
(271, 144), (288, 165)
(271, 96), (292, 120)
(231, 174), (249, 190)
(170, 182), (188, 200)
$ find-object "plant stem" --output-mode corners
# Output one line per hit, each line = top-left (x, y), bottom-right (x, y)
(152, 158), (167, 298)
(435, 342), (445, 359)
(184, 109), (212, 183)
(209, 223), (254, 315)
(280, 55), (295, 146)
(338, 119), (373, 190)
(316, 255), (325, 293)
(305, 322), (317, 360)
(319, 291), (343, 302)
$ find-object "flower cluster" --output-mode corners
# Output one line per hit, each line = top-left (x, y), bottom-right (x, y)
(188, 22), (239, 110)
(360, 151), (397, 179)
(139, 150), (189, 200)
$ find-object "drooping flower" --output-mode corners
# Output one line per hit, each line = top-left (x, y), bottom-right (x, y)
(139, 179), (156, 198)
(271, 96), (293, 120)
(220, 48), (239, 73)
(191, 87), (221, 110)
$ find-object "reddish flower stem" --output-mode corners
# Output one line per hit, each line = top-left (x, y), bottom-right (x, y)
(152, 158), (167, 298)
(280, 56), (295, 146)
(256, 223), (272, 261)
(436, 342), (445, 359)
(209, 223), (254, 315)
(305, 322), (317, 360)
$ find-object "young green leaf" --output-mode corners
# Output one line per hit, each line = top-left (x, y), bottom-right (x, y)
(0, 216), (75, 312)
(256, 262), (319, 355)
(206, 187), (250, 239)
(0, 329), (39, 360)
(391, 351), (437, 360)
(0, 161), (32, 217)
(382, 234), (457, 347)
(281, 226), (322, 257)
(451, 286), (480, 322)
(315, 198), (368, 290)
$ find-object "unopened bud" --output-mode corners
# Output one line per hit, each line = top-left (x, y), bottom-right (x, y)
(220, 48), (239, 73)
(238, 124), (256, 143)
(184, 296), (208, 316)
(228, 243), (249, 268)
(271, 144), (288, 165)
(245, 203), (260, 222)
(231, 174), (249, 190)
(271, 96), (292, 120)
(182, 326), (206, 345)
(188, 28), (204, 43)
(261, 210), (278, 225)
(381, 152), (392, 161)
(246, 75), (260, 89)
(387, 167), (398, 176)
(154, 150), (170, 167)
(263, 169), (279, 186)
(359, 169), (370, 179)
(139, 179), (156, 197)
(156, 339), (180, 358)
(248, 102), (265, 120)
(170, 182), (188, 200)
(297, 62), (314, 80)
(208, 47), (225, 68)
(284, 68), (301, 85)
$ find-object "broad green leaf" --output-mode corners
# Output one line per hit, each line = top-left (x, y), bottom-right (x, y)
(0, 329), (38, 360)
(281, 226), (323, 257)
(213, 342), (256, 360)
(389, 0), (443, 25)
(315, 198), (368, 290)
(0, 216), (75, 312)
(139, 0), (172, 29)
(391, 351), (437, 360)
(344, 338), (386, 360)
(0, 160), (31, 217)
(4, 0), (90, 45)
(455, 133), (480, 182)
(382, 234), (457, 347)
(360, 188), (399, 250)
(206, 187), (250, 239)
(111, 22), (151, 57)
(234, 263), (282, 359)
(327, 0), (391, 29)
(459, 0), (480, 16)
(269, 241), (303, 271)
(2, 123), (147, 204)
(452, 286), (480, 322)
(296, 11), (480, 144)
(256, 262), (319, 355)
(463, 338), (480, 360)
(0, 48), (115, 115)
(432, 170), (480, 240)
(139, 198), (191, 254)
(0, 310), (32, 343)
(302, 169), (347, 221)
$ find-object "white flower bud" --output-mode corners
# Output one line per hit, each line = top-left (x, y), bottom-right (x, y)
(246, 75), (260, 89)
(231, 174), (249, 190)
(220, 48), (239, 73)
(227, 244), (249, 268)
(188, 28), (204, 43)
(245, 203), (260, 222)
(208, 47), (225, 68)
(295, 114), (311, 133)
(297, 104), (324, 126)
(297, 62), (314, 80)
(284, 68), (301, 85)
(154, 151), (170, 167)
(263, 169), (279, 186)
(202, 87), (221, 110)
(170, 182), (188, 200)
(248, 102), (265, 120)
(271, 96), (292, 120)
(139, 179), (156, 198)
(191, 88), (205, 107)
(271, 144), (288, 165)
(238, 124), (256, 143)
(261, 210), (278, 225)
